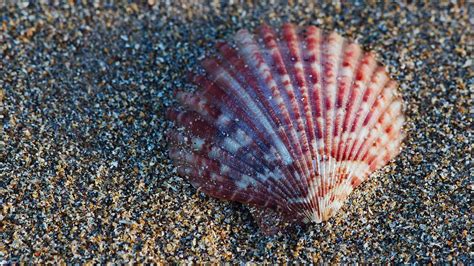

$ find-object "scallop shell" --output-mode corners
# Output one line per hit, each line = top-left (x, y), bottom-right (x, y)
(167, 23), (405, 230)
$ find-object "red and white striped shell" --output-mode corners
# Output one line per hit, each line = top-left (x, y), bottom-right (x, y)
(167, 23), (405, 231)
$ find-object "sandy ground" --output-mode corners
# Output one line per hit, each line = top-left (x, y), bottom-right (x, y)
(1, 1), (472, 263)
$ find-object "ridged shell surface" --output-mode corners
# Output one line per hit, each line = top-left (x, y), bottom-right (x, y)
(167, 23), (405, 226)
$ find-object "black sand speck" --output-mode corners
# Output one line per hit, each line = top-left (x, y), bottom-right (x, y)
(1, 1), (472, 263)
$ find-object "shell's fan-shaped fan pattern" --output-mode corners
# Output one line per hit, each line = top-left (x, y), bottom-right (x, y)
(167, 23), (405, 231)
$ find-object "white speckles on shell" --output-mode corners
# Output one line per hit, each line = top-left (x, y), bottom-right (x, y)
(223, 137), (242, 154)
(219, 164), (230, 175)
(235, 129), (252, 147)
(208, 146), (220, 159)
(192, 137), (205, 151)
(217, 114), (231, 126)
(168, 23), (405, 227)
(236, 174), (258, 189)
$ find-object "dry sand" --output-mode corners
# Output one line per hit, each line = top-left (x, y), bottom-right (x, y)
(1, 1), (472, 263)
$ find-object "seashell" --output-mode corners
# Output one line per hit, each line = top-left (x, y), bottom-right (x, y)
(167, 23), (405, 232)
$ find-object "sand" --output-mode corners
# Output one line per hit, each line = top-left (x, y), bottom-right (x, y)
(1, 1), (472, 263)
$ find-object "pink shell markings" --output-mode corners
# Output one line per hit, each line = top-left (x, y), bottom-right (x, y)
(167, 23), (405, 231)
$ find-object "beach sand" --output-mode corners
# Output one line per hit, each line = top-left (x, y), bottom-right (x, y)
(1, 1), (471, 263)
